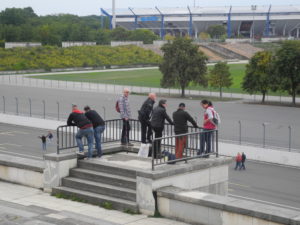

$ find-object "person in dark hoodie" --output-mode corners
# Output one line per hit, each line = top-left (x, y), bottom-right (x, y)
(173, 103), (198, 159)
(150, 99), (173, 158)
(67, 104), (94, 159)
(138, 93), (156, 144)
(84, 106), (105, 158)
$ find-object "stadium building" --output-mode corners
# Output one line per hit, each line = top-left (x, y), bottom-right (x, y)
(100, 5), (300, 39)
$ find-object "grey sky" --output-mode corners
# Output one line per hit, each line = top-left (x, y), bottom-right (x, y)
(1, 0), (299, 16)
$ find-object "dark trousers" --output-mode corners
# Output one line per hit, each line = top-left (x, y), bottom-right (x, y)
(121, 119), (130, 144)
(152, 127), (163, 158)
(140, 120), (152, 144)
(199, 129), (212, 155)
(235, 161), (241, 170)
(240, 161), (246, 170)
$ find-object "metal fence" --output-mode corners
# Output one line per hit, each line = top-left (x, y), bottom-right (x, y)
(56, 119), (218, 170)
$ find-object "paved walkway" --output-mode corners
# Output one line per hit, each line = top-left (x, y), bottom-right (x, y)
(0, 67), (298, 103)
(0, 181), (188, 225)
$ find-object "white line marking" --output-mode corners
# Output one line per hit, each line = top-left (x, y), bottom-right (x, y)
(228, 194), (300, 211)
(229, 182), (250, 188)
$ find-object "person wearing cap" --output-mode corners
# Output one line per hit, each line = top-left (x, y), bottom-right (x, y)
(138, 93), (156, 144)
(67, 104), (94, 159)
(150, 99), (173, 158)
(118, 88), (133, 146)
(173, 103), (198, 159)
(84, 106), (105, 158)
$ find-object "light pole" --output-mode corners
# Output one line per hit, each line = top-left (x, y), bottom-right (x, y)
(251, 5), (257, 43)
(112, 0), (116, 29)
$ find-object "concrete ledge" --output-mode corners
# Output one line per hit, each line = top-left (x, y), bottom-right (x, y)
(157, 186), (300, 225)
(0, 154), (44, 172)
(44, 152), (77, 162)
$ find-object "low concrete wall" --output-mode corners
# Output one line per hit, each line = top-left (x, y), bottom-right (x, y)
(5, 42), (42, 49)
(0, 154), (44, 189)
(219, 142), (300, 168)
(136, 157), (232, 215)
(157, 186), (300, 225)
(111, 41), (143, 47)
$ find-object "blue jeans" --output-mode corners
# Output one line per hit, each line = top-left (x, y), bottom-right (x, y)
(94, 125), (105, 157)
(199, 129), (213, 155)
(42, 142), (46, 150)
(76, 127), (94, 158)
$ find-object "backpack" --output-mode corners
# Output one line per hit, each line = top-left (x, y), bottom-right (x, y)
(115, 100), (120, 113)
(211, 108), (221, 126)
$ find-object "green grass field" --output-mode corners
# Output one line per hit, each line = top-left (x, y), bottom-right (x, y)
(31, 64), (247, 93)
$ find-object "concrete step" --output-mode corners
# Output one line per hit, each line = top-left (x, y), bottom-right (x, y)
(78, 160), (137, 179)
(62, 177), (136, 201)
(70, 168), (136, 190)
(52, 186), (138, 212)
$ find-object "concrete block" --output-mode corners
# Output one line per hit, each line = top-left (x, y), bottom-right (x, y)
(136, 177), (155, 215)
(157, 197), (170, 216)
(209, 165), (228, 184)
(208, 208), (222, 225)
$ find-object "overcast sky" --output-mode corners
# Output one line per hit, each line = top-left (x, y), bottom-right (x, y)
(1, 0), (299, 16)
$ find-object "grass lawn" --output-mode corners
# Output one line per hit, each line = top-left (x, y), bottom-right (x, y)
(31, 64), (248, 93)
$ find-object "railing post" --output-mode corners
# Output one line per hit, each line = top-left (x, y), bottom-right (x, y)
(15, 97), (19, 115)
(43, 100), (46, 119)
(288, 126), (292, 152)
(57, 101), (60, 121)
(57, 127), (60, 154)
(152, 141), (155, 170)
(263, 123), (266, 148)
(216, 130), (219, 157)
(103, 106), (106, 120)
(29, 98), (32, 117)
(238, 120), (242, 145)
(2, 96), (5, 114)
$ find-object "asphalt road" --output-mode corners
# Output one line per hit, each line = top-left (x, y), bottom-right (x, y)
(1, 123), (299, 210)
(1, 84), (300, 150)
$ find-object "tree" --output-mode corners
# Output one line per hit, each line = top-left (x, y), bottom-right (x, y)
(242, 51), (274, 103)
(129, 29), (159, 44)
(209, 62), (232, 98)
(159, 37), (208, 97)
(207, 25), (226, 39)
(273, 41), (300, 105)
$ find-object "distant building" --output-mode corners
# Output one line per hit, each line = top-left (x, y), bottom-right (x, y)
(5, 42), (42, 49)
(62, 42), (96, 48)
(101, 5), (300, 39)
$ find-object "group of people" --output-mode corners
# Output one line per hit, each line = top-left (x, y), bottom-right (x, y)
(119, 88), (218, 159)
(235, 152), (246, 170)
(67, 105), (105, 159)
(66, 88), (218, 160)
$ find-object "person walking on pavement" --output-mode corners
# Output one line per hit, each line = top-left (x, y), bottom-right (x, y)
(199, 100), (217, 157)
(173, 103), (198, 159)
(67, 104), (94, 159)
(47, 131), (53, 144)
(151, 99), (173, 158)
(38, 135), (47, 150)
(235, 152), (242, 170)
(118, 88), (133, 146)
(138, 93), (156, 144)
(240, 152), (246, 170)
(84, 106), (105, 158)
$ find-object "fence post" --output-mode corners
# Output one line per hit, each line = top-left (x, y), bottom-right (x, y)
(15, 97), (19, 115)
(43, 100), (46, 119)
(263, 123), (266, 148)
(216, 130), (219, 157)
(238, 120), (242, 145)
(9, 75), (11, 84)
(29, 98), (32, 117)
(103, 106), (106, 120)
(2, 96), (5, 114)
(288, 126), (292, 152)
(57, 101), (60, 121)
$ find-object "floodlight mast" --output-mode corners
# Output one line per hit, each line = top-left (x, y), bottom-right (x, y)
(112, 0), (116, 29)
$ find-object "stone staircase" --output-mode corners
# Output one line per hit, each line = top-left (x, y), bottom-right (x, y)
(52, 160), (139, 212)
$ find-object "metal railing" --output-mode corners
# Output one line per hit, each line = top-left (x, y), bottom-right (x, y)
(56, 119), (218, 170)
(151, 129), (218, 170)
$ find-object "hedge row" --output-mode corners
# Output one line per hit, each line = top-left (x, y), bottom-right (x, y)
(0, 45), (162, 71)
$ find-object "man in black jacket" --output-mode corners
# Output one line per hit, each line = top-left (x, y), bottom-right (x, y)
(173, 103), (198, 158)
(138, 93), (156, 144)
(151, 99), (173, 158)
(67, 104), (94, 159)
(84, 106), (105, 158)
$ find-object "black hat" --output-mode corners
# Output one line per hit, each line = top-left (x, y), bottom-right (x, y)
(179, 103), (185, 107)
(159, 99), (167, 106)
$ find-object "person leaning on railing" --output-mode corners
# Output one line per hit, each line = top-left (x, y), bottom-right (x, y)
(150, 99), (174, 159)
(67, 104), (94, 159)
(173, 103), (198, 159)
